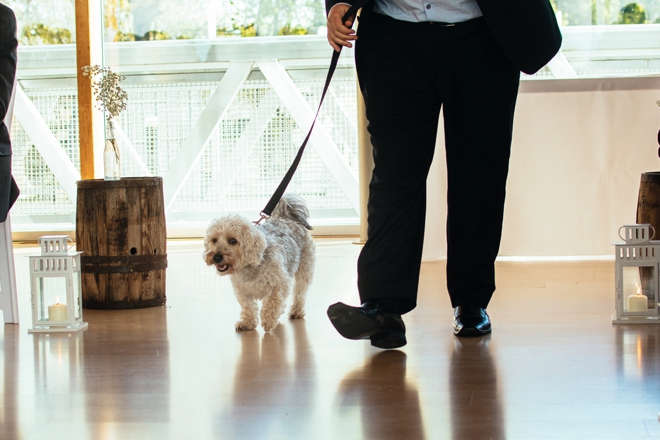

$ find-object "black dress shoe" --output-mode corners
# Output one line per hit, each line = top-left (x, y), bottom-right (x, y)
(453, 306), (491, 337)
(327, 301), (407, 349)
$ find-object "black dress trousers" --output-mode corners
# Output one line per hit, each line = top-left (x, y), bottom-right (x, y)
(0, 4), (18, 223)
(354, 12), (520, 311)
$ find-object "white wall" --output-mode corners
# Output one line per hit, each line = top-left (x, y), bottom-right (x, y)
(423, 76), (660, 260)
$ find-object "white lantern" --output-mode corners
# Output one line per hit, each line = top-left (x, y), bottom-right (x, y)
(613, 225), (660, 324)
(28, 236), (88, 333)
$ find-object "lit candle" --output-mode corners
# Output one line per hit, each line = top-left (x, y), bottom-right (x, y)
(48, 302), (67, 321)
(628, 288), (648, 313)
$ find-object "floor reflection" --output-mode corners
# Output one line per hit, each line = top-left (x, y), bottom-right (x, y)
(81, 308), (171, 435)
(337, 350), (425, 439)
(449, 336), (505, 440)
(226, 321), (316, 438)
(615, 325), (660, 394)
(32, 331), (86, 393)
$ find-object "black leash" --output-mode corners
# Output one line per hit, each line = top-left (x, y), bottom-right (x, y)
(255, 2), (368, 225)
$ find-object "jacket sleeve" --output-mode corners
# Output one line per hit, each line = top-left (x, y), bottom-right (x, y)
(326, 0), (356, 14)
(476, 0), (562, 75)
(0, 4), (17, 131)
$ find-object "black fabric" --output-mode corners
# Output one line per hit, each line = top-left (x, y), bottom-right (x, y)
(0, 4), (18, 223)
(476, 0), (562, 74)
(354, 12), (520, 310)
(325, 0), (562, 74)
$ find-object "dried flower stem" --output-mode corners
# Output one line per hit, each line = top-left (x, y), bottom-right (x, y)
(82, 64), (128, 120)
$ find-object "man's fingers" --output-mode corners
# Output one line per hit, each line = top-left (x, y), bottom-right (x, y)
(326, 3), (357, 50)
(328, 31), (356, 50)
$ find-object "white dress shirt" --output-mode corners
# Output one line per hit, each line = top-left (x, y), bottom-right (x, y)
(373, 0), (482, 23)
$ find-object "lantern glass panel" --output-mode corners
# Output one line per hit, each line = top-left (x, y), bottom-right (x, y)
(34, 276), (69, 322)
(622, 266), (656, 313)
(72, 273), (81, 320)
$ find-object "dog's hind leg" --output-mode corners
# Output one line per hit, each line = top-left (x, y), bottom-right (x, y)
(289, 240), (315, 319)
(235, 293), (259, 331)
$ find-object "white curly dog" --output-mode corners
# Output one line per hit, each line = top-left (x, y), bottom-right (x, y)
(203, 194), (315, 332)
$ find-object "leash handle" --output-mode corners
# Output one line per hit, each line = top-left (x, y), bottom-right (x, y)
(258, 2), (366, 220)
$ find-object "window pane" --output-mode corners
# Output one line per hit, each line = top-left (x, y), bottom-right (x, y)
(103, 0), (327, 41)
(6, 0), (78, 231)
(7, 0), (76, 45)
(525, 2), (660, 79)
(99, 0), (359, 232)
(554, 0), (660, 26)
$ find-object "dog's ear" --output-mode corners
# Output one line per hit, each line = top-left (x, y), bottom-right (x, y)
(241, 223), (267, 267)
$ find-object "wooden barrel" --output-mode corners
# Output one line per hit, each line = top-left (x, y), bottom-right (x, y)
(637, 172), (660, 234)
(636, 172), (660, 306)
(75, 177), (167, 309)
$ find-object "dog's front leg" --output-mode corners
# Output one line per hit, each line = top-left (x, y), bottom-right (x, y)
(235, 292), (259, 331)
(260, 288), (287, 332)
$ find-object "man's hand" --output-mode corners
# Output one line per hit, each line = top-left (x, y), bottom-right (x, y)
(327, 3), (357, 52)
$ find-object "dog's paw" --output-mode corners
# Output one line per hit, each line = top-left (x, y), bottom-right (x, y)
(289, 311), (305, 319)
(261, 320), (280, 333)
(235, 321), (257, 331)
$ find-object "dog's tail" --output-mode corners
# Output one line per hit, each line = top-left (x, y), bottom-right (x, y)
(272, 194), (313, 230)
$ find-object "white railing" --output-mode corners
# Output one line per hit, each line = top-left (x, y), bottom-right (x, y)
(12, 35), (360, 234)
(10, 26), (660, 234)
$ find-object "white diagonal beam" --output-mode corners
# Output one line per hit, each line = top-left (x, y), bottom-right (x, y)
(164, 61), (253, 210)
(210, 89), (280, 200)
(257, 60), (359, 212)
(13, 85), (79, 202)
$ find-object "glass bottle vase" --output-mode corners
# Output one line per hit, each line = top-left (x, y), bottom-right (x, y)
(104, 119), (121, 181)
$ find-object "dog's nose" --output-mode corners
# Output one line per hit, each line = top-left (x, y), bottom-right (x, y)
(213, 254), (223, 263)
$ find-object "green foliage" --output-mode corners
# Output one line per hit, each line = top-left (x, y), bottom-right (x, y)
(22, 23), (73, 45)
(115, 31), (139, 42)
(143, 30), (171, 40)
(618, 2), (647, 23)
(218, 23), (257, 38)
(240, 24), (257, 37)
(278, 24), (308, 35)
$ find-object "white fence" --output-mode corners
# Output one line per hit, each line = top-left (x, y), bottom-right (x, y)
(9, 25), (660, 235)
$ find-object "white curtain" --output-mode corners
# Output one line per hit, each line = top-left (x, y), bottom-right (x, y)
(422, 76), (660, 260)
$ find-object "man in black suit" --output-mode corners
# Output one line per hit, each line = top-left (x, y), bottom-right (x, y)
(0, 3), (19, 223)
(326, 0), (561, 348)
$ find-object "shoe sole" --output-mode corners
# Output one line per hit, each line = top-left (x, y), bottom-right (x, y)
(327, 303), (379, 340)
(370, 331), (407, 349)
(453, 326), (491, 337)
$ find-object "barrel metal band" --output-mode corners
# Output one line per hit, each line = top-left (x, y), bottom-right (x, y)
(81, 254), (168, 274)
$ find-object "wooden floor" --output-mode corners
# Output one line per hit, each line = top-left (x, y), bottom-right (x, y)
(2, 239), (660, 439)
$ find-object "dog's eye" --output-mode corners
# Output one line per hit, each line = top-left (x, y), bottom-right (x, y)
(211, 238), (217, 244)
(228, 238), (238, 245)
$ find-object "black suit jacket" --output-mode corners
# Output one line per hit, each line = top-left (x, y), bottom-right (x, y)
(0, 3), (19, 223)
(325, 0), (562, 75)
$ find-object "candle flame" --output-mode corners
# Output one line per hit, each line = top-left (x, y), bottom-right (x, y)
(636, 282), (642, 296)
(55, 296), (60, 305)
